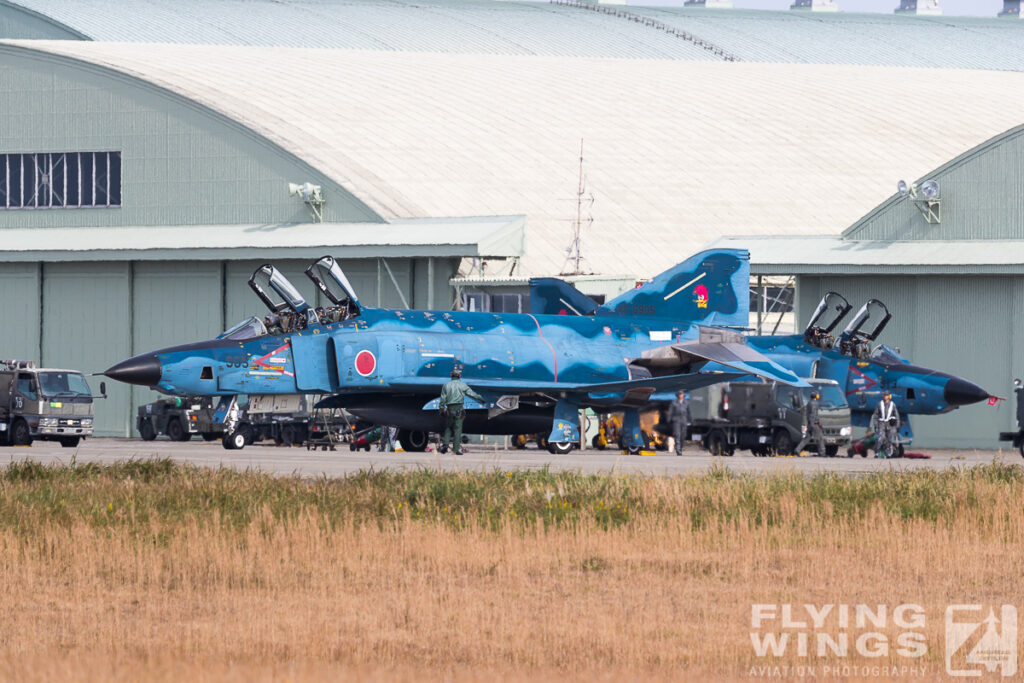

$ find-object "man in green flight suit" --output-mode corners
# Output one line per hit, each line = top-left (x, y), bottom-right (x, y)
(439, 367), (484, 455)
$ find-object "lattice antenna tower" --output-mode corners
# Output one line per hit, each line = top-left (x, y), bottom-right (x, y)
(561, 138), (594, 276)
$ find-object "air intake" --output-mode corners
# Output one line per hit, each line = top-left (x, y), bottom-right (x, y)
(895, 0), (942, 15)
(999, 0), (1021, 17)
(790, 0), (839, 11)
(683, 0), (733, 7)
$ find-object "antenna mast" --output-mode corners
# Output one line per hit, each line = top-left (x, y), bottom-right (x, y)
(561, 138), (593, 276)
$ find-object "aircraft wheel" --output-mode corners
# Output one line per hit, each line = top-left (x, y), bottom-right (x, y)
(896, 444), (905, 458)
(773, 430), (793, 456)
(58, 436), (80, 448)
(223, 429), (247, 450)
(547, 441), (573, 455)
(511, 434), (529, 450)
(398, 429), (429, 452)
(591, 434), (607, 450)
(10, 419), (32, 446)
(138, 419), (157, 441)
(706, 430), (727, 457)
(166, 418), (189, 442)
(825, 445), (839, 457)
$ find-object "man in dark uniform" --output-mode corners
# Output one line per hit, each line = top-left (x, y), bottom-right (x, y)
(438, 368), (484, 455)
(795, 391), (825, 456)
(666, 390), (691, 456)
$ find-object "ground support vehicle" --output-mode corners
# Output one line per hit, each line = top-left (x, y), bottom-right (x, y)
(999, 380), (1024, 457)
(0, 360), (102, 447)
(137, 396), (223, 441)
(688, 378), (851, 456)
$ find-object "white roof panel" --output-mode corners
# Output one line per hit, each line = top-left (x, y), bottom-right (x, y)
(10, 41), (1024, 279)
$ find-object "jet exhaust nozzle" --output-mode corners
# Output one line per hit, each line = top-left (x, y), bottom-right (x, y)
(104, 354), (162, 387)
(943, 377), (990, 407)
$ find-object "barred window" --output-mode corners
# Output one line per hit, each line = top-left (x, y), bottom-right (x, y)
(0, 152), (121, 210)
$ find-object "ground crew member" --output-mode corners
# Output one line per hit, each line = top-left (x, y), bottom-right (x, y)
(795, 391), (825, 456)
(872, 392), (900, 458)
(438, 368), (484, 455)
(666, 390), (691, 456)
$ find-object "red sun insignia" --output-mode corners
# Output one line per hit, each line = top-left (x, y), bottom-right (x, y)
(355, 350), (376, 376)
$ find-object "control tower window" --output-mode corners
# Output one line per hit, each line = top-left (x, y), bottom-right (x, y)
(0, 152), (122, 210)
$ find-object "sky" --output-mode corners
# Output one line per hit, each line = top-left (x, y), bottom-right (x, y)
(731, 0), (993, 15)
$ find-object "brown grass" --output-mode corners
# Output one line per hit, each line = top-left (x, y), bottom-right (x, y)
(0, 461), (1021, 681)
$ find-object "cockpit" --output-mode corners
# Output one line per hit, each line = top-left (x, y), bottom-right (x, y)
(217, 256), (362, 340)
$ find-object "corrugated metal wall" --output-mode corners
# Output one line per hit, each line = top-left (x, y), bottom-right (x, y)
(845, 125), (1024, 242)
(41, 262), (132, 436)
(0, 48), (382, 229)
(798, 274), (1018, 449)
(0, 6), (81, 40)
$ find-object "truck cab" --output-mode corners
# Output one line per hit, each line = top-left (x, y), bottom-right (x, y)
(0, 360), (101, 447)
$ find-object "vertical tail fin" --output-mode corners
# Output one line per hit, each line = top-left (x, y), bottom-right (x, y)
(597, 249), (749, 326)
(528, 278), (601, 316)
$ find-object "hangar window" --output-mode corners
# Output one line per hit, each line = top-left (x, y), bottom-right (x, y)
(0, 152), (122, 210)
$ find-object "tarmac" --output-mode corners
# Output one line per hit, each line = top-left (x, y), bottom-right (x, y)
(0, 437), (1019, 477)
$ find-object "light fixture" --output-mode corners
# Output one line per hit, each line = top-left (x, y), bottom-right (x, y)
(896, 178), (941, 224)
(288, 182), (325, 222)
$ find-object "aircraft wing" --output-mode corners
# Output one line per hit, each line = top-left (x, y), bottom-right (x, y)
(386, 371), (748, 396)
(634, 341), (808, 387)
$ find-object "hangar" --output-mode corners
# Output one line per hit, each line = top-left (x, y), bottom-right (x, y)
(711, 123), (1024, 449)
(1, 0), (1024, 444)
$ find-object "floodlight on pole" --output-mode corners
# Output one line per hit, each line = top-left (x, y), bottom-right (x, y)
(288, 182), (325, 222)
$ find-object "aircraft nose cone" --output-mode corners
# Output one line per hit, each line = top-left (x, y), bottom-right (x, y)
(104, 354), (161, 387)
(943, 377), (990, 407)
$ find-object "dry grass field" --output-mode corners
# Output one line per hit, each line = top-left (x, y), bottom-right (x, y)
(0, 459), (1021, 681)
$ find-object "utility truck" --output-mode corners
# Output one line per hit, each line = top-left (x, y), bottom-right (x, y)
(0, 359), (104, 447)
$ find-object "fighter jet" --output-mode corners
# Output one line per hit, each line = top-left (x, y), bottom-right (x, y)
(746, 291), (991, 444)
(104, 249), (805, 453)
(530, 278), (990, 445)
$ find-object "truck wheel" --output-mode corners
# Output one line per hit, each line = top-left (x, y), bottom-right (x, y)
(537, 435), (549, 450)
(10, 419), (32, 446)
(398, 429), (429, 452)
(706, 430), (727, 456)
(591, 434), (606, 450)
(138, 419), (157, 441)
(825, 445), (839, 457)
(166, 418), (188, 442)
(547, 441), (573, 455)
(201, 433), (219, 442)
(281, 423), (298, 447)
(773, 430), (794, 456)
(58, 436), (80, 448)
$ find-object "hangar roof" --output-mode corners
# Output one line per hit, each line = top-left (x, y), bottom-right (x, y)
(7, 41), (1024, 280)
(0, 216), (525, 262)
(706, 235), (1024, 275)
(4, 0), (1024, 69)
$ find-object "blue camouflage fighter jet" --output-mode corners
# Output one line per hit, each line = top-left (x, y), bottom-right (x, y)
(530, 276), (991, 448)
(104, 250), (806, 453)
